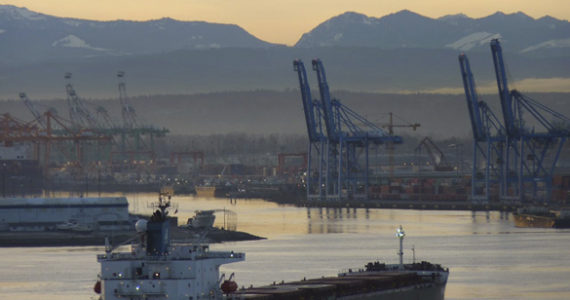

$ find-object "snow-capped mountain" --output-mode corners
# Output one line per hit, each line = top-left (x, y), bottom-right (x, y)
(1, 5), (569, 98)
(0, 5), (276, 64)
(295, 10), (570, 55)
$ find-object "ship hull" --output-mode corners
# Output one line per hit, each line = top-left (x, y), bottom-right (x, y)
(233, 265), (448, 300)
(554, 218), (570, 228)
(341, 282), (446, 300)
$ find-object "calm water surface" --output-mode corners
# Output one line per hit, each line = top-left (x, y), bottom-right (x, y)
(0, 193), (569, 299)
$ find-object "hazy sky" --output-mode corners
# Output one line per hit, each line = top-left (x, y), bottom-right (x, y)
(4, 0), (570, 45)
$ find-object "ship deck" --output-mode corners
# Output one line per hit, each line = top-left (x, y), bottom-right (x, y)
(230, 270), (445, 299)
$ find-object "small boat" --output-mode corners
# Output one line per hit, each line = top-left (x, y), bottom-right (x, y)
(514, 207), (570, 228)
(184, 210), (216, 229)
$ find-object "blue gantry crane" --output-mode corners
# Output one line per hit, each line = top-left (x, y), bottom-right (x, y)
(490, 39), (570, 203)
(294, 58), (402, 201)
(459, 53), (506, 203)
(293, 59), (327, 200)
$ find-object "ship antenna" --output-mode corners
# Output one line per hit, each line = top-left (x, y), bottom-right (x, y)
(396, 225), (405, 270)
(105, 237), (112, 254)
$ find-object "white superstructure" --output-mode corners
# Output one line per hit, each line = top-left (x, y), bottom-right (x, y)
(95, 195), (244, 300)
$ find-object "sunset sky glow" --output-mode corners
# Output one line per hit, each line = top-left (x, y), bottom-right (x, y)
(3, 0), (570, 45)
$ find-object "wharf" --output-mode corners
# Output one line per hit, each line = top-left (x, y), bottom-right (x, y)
(221, 183), (522, 212)
(295, 199), (520, 212)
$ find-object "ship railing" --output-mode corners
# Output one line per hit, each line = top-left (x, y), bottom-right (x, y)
(97, 251), (244, 261)
(196, 251), (244, 260)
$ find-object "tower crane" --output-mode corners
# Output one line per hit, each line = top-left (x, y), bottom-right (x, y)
(380, 112), (419, 177)
(382, 113), (420, 136)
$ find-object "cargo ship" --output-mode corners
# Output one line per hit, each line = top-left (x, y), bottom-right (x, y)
(234, 226), (448, 299)
(513, 207), (570, 228)
(94, 195), (448, 300)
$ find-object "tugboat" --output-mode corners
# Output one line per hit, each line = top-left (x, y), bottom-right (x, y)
(94, 192), (244, 299)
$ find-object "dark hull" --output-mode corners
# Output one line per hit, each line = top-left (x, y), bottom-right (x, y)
(232, 265), (448, 300)
(554, 218), (570, 228)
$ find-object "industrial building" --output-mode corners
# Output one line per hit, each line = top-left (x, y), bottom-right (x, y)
(0, 197), (130, 232)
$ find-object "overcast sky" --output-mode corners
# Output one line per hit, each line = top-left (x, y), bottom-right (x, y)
(4, 0), (570, 45)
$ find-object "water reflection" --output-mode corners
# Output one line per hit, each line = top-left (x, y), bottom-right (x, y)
(2, 193), (570, 300)
(307, 207), (367, 234)
(471, 210), (491, 223)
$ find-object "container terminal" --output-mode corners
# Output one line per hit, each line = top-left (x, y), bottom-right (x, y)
(1, 40), (570, 211)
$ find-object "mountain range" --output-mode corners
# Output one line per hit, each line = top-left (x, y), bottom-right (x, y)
(0, 5), (273, 64)
(296, 10), (570, 55)
(0, 5), (569, 99)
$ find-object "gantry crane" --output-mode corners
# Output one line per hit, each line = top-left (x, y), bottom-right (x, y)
(117, 71), (137, 129)
(64, 72), (99, 129)
(19, 92), (47, 128)
(293, 59), (327, 200)
(490, 39), (570, 203)
(112, 71), (169, 171)
(459, 53), (506, 203)
(294, 59), (401, 201)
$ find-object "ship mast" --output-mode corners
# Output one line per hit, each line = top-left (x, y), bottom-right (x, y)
(396, 225), (406, 269)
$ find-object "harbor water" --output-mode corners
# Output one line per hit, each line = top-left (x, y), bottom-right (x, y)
(0, 193), (569, 299)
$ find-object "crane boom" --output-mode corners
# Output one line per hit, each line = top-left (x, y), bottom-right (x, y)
(490, 39), (516, 137)
(64, 72), (98, 128)
(458, 54), (486, 141)
(19, 92), (45, 128)
(117, 71), (137, 128)
(293, 60), (321, 142)
(312, 59), (338, 143)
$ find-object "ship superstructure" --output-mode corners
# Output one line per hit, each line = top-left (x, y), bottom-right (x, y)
(95, 194), (244, 300)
